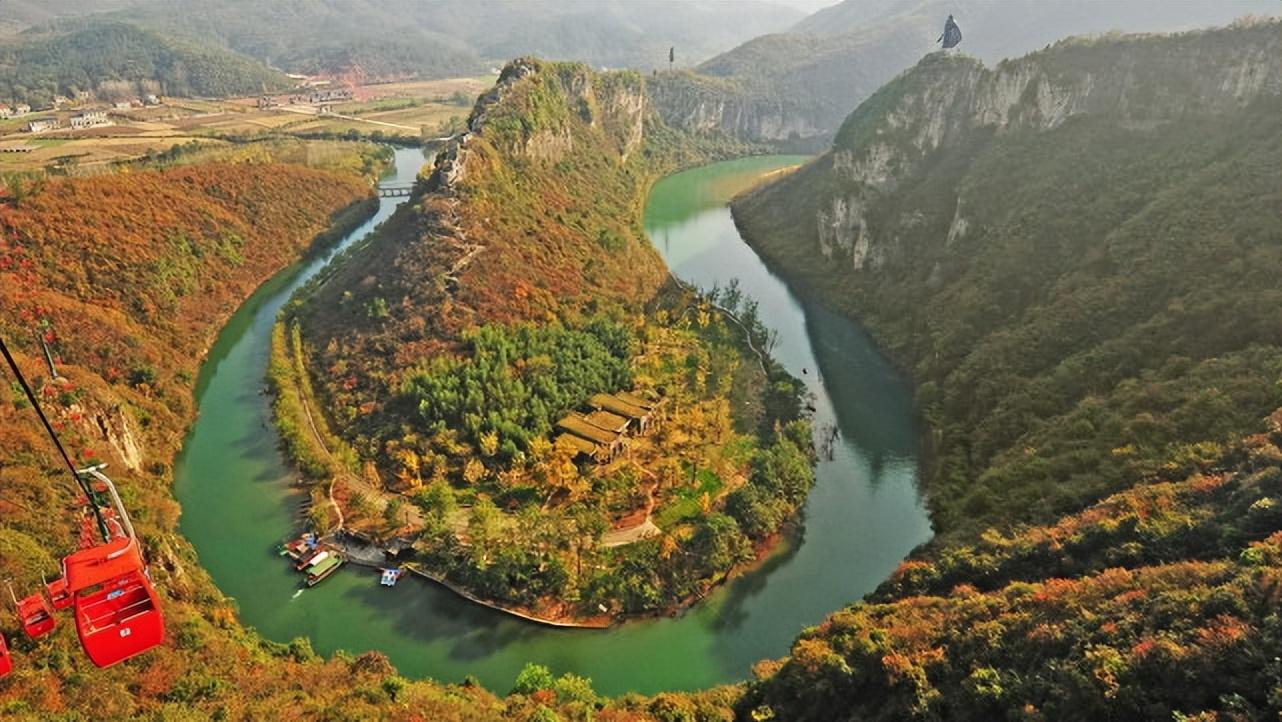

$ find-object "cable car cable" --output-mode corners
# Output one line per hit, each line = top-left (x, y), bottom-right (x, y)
(0, 335), (110, 540)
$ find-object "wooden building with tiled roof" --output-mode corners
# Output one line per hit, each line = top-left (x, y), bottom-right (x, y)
(556, 413), (626, 461)
(588, 393), (665, 433)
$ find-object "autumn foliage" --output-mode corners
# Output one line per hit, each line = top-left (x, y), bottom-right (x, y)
(740, 412), (1282, 721)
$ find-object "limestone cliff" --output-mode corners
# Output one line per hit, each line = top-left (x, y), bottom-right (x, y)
(726, 21), (1282, 722)
(741, 21), (1281, 270)
(648, 1), (1277, 148)
(646, 68), (836, 146)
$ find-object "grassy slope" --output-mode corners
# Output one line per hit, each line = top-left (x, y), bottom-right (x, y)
(727, 24), (1282, 720)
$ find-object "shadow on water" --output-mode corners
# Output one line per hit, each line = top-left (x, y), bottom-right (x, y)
(804, 301), (918, 469)
(175, 153), (933, 697)
(706, 530), (805, 633)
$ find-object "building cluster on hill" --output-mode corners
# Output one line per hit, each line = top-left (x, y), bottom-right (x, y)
(257, 87), (355, 109)
(554, 391), (667, 462)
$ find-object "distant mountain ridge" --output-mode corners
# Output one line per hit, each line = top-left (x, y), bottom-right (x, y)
(0, 21), (289, 105)
(648, 0), (1279, 146)
(26, 0), (804, 82)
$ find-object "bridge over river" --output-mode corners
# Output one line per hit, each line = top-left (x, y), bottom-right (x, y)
(377, 182), (414, 197)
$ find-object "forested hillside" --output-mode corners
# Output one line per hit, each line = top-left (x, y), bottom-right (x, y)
(648, 0), (1276, 146)
(0, 22), (288, 106)
(725, 22), (1282, 719)
(0, 123), (731, 722)
(300, 59), (670, 409)
(739, 413), (1282, 720)
(0, 151), (490, 718)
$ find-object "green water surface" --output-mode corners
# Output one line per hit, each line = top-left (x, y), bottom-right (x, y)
(174, 152), (932, 696)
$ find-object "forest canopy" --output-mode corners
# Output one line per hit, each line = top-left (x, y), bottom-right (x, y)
(401, 318), (634, 459)
(0, 22), (288, 105)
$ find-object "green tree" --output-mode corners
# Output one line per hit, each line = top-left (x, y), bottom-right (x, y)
(512, 662), (555, 695)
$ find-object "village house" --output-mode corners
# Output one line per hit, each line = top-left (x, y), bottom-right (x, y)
(307, 88), (354, 104)
(588, 392), (666, 434)
(70, 111), (111, 129)
(25, 117), (60, 133)
(14, 104), (31, 116)
(0, 104), (11, 119)
(554, 391), (667, 463)
(555, 413), (627, 462)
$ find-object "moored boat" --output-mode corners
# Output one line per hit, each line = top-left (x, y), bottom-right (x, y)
(280, 533), (319, 561)
(295, 548), (329, 571)
(305, 555), (343, 587)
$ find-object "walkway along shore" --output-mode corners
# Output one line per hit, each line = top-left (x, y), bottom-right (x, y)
(320, 531), (613, 629)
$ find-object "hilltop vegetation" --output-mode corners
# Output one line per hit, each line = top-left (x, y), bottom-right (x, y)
(727, 21), (1282, 719)
(0, 22), (288, 106)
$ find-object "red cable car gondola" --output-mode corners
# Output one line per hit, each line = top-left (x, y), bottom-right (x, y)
(0, 634), (12, 678)
(46, 577), (72, 610)
(62, 467), (165, 668)
(1, 337), (166, 671)
(15, 591), (56, 639)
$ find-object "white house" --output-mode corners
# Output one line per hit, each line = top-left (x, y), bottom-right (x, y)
(26, 117), (60, 133)
(69, 111), (110, 129)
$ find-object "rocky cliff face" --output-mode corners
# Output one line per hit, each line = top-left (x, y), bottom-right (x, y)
(431, 58), (649, 190)
(646, 72), (829, 144)
(651, 2), (1279, 149)
(726, 23), (1282, 720)
(787, 22), (1282, 269)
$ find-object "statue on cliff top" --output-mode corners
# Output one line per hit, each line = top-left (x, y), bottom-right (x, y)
(938, 14), (963, 49)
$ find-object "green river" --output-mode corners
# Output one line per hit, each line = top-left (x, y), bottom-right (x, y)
(174, 150), (933, 696)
